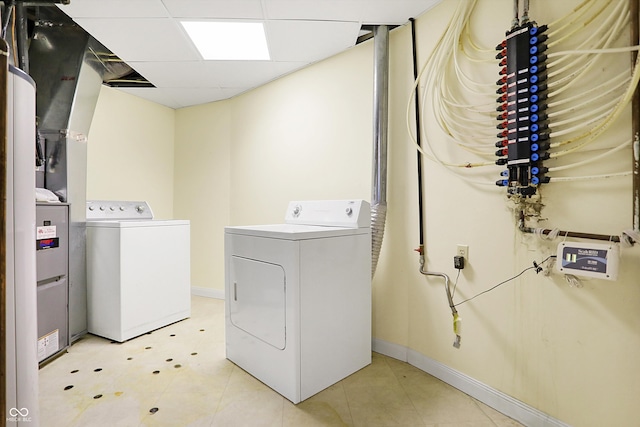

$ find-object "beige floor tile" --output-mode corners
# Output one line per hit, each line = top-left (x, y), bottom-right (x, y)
(341, 353), (400, 389)
(306, 382), (350, 408)
(406, 389), (492, 425)
(38, 390), (96, 427)
(345, 365), (425, 427)
(212, 389), (284, 427)
(348, 401), (426, 427)
(38, 296), (522, 427)
(164, 361), (232, 396)
(39, 359), (120, 406)
(138, 392), (218, 427)
(283, 383), (354, 426)
(222, 364), (284, 394)
(424, 422), (496, 427)
(475, 400), (524, 426)
(345, 382), (412, 408)
(70, 392), (159, 427)
(283, 399), (353, 427)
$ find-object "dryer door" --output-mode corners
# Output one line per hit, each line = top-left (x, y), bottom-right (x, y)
(229, 256), (286, 350)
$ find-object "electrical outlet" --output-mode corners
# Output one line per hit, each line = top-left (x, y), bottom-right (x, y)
(456, 244), (469, 261)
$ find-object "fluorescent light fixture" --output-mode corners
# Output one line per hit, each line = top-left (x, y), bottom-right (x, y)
(181, 21), (270, 60)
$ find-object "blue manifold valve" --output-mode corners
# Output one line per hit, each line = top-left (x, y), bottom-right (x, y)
(495, 22), (551, 196)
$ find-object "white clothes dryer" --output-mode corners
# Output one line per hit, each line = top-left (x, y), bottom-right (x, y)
(224, 200), (371, 404)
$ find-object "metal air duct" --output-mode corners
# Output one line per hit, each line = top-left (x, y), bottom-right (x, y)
(371, 25), (389, 278)
(28, 8), (109, 341)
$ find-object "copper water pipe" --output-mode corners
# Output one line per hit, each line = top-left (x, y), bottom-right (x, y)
(518, 210), (622, 242)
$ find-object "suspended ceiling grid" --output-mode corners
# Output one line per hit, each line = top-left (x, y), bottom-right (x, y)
(58, 0), (442, 109)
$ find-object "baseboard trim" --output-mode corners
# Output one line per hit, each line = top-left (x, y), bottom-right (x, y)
(191, 286), (225, 300)
(372, 338), (570, 427)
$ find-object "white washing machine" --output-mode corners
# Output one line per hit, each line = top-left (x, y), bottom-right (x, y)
(86, 200), (191, 342)
(224, 199), (371, 404)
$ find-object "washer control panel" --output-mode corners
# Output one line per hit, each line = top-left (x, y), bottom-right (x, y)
(86, 200), (154, 220)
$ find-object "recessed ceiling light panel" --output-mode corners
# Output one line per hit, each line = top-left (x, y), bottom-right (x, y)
(181, 21), (270, 60)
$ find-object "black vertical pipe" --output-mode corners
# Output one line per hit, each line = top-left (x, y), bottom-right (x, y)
(409, 18), (424, 248)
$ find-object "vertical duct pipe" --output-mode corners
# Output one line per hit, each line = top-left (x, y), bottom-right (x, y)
(371, 25), (389, 278)
(1, 2), (14, 40)
(631, 0), (640, 232)
(15, 3), (28, 73)
(0, 35), (8, 427)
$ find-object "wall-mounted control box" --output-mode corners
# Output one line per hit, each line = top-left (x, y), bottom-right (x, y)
(556, 241), (619, 281)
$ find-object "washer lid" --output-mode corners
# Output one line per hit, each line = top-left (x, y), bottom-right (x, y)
(225, 223), (369, 240)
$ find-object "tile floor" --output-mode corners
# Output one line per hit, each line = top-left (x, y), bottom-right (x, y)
(39, 296), (523, 427)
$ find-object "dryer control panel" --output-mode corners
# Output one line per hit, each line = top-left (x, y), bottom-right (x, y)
(284, 199), (370, 228)
(86, 200), (154, 221)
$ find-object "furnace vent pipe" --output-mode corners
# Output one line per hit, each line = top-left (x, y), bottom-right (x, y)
(15, 2), (28, 73)
(371, 25), (389, 278)
(0, 36), (8, 425)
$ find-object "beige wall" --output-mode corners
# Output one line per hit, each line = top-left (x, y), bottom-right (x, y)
(174, 102), (231, 290)
(227, 45), (373, 226)
(87, 85), (175, 219)
(87, 1), (640, 425)
(404, 4), (639, 427)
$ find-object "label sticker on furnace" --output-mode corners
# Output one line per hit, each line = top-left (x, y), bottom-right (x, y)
(37, 225), (56, 239)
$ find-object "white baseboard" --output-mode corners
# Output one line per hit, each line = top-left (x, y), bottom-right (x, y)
(191, 286), (225, 300)
(371, 337), (409, 362)
(372, 338), (571, 427)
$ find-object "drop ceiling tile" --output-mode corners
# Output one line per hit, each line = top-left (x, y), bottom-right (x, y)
(165, 87), (244, 107)
(58, 0), (444, 108)
(264, 0), (442, 24)
(264, 0), (363, 21)
(74, 18), (201, 62)
(266, 20), (360, 62)
(122, 86), (246, 108)
(128, 61), (207, 88)
(57, 0), (169, 18)
(117, 87), (183, 109)
(201, 60), (307, 87)
(357, 0), (443, 24)
(161, 0), (264, 19)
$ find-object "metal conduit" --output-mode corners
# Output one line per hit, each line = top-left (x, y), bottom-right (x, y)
(371, 25), (389, 278)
